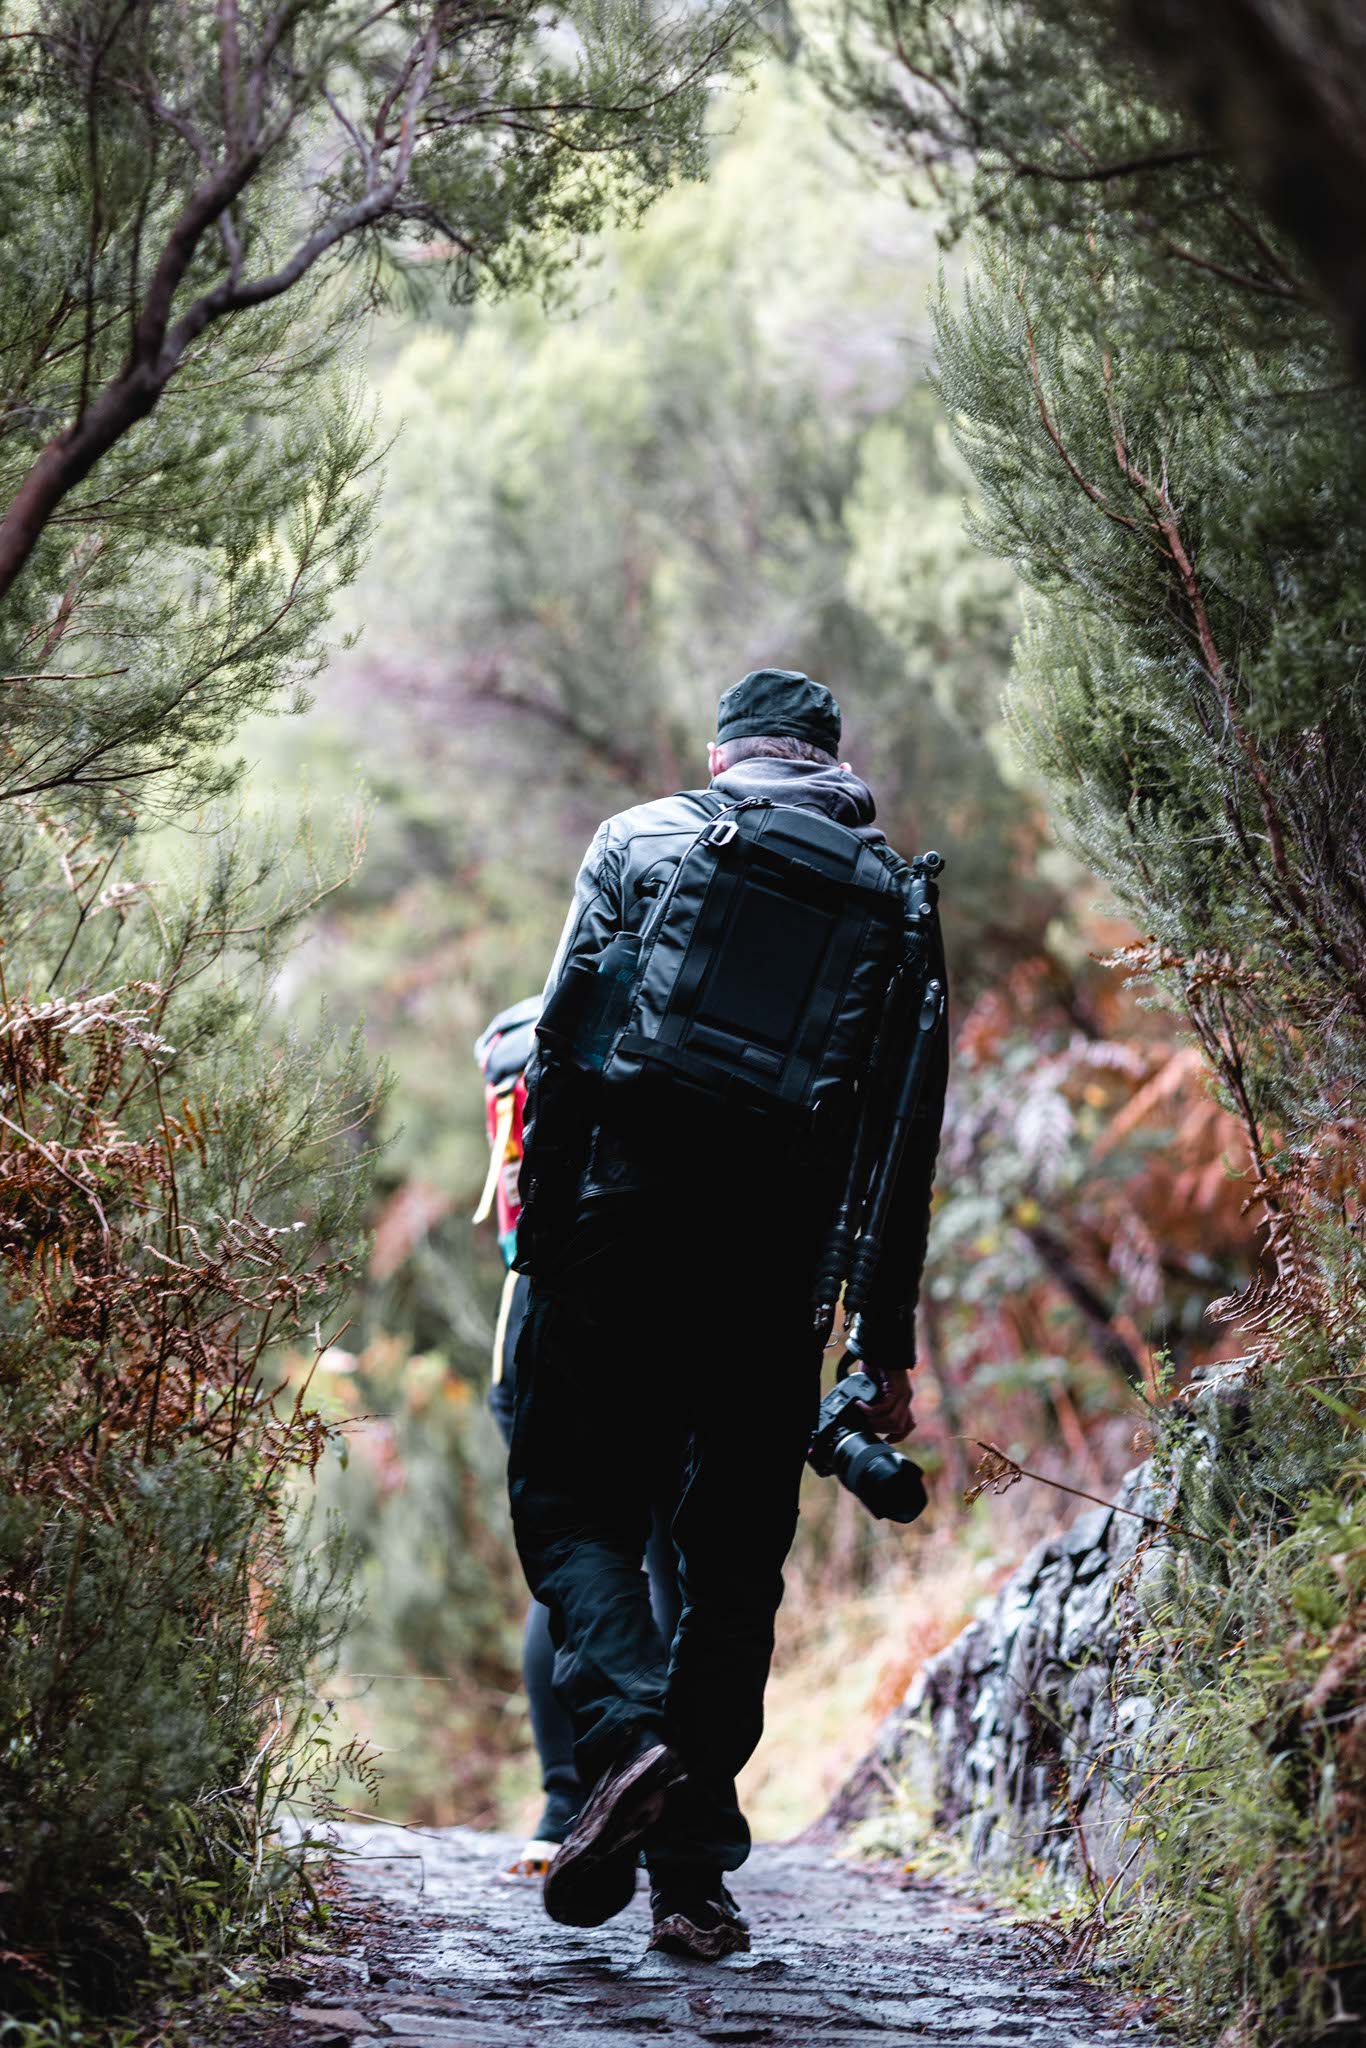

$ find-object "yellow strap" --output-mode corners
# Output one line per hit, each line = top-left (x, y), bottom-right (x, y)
(490, 1265), (520, 1385)
(473, 1089), (516, 1224)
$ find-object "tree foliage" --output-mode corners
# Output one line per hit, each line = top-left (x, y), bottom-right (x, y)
(0, 0), (745, 597)
(0, 0), (744, 2016)
(813, 0), (1366, 2031)
(1117, 0), (1366, 380)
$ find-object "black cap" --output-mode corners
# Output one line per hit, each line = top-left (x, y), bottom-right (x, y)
(715, 668), (842, 756)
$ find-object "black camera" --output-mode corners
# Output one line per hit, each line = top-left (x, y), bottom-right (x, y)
(808, 1370), (928, 1524)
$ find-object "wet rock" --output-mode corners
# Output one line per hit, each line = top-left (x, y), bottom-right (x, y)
(262, 1973), (312, 2001)
(244, 1829), (1155, 2048)
(834, 1457), (1178, 1890)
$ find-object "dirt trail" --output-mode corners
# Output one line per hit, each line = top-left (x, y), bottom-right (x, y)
(263, 1825), (1158, 2048)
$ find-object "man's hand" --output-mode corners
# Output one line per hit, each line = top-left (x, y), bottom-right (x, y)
(851, 1364), (914, 1442)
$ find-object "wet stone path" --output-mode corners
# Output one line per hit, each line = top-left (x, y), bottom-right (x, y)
(262, 1826), (1160, 2048)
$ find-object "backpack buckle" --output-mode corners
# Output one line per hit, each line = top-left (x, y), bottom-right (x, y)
(706, 819), (740, 848)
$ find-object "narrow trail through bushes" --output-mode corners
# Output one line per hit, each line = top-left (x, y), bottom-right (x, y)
(252, 1826), (1158, 2047)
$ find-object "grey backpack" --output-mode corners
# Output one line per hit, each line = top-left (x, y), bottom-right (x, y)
(538, 796), (909, 1141)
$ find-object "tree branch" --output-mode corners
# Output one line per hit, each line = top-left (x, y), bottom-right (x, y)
(1013, 144), (1211, 184)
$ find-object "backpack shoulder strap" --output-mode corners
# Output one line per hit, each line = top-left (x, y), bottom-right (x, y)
(683, 788), (729, 821)
(634, 790), (750, 933)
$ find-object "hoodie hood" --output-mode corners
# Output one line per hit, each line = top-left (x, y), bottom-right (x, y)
(708, 757), (884, 844)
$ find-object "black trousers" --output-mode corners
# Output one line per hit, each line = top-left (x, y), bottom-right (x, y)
(490, 1273), (681, 1840)
(508, 1201), (822, 1880)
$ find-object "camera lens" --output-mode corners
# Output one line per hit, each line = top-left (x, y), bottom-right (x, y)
(832, 1429), (928, 1524)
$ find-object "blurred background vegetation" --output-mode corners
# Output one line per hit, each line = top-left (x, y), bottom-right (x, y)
(247, 64), (1260, 1842)
(11, 2), (1364, 2039)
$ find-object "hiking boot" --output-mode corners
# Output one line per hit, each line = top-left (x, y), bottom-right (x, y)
(647, 1879), (751, 1960)
(543, 1741), (684, 1928)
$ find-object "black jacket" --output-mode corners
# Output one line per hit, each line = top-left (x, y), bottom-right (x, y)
(518, 758), (948, 1366)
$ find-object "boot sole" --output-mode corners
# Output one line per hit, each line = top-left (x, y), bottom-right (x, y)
(543, 1744), (683, 1928)
(648, 1914), (752, 1961)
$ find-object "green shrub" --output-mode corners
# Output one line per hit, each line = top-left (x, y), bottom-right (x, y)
(0, 813), (376, 2015)
(1122, 1377), (1366, 2039)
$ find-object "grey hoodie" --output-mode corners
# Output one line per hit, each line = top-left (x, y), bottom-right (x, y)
(709, 757), (886, 843)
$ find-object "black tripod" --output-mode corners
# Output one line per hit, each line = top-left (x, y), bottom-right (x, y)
(813, 848), (946, 1356)
(803, 853), (946, 1523)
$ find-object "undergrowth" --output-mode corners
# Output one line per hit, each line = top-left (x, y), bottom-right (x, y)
(1120, 1365), (1366, 2044)
(0, 810), (380, 2029)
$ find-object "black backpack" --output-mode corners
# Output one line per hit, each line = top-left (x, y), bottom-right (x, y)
(539, 796), (909, 1146)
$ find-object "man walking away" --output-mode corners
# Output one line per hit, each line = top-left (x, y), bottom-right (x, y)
(508, 669), (947, 1959)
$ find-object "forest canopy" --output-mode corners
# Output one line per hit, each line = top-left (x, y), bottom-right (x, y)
(2, 3), (1364, 2042)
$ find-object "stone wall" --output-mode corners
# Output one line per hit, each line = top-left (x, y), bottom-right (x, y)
(830, 1462), (1169, 1887)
